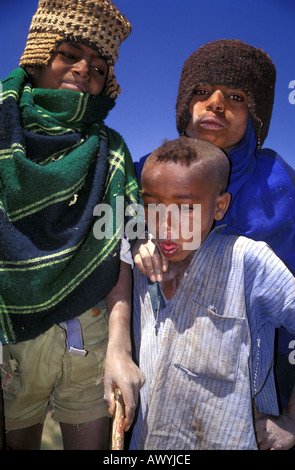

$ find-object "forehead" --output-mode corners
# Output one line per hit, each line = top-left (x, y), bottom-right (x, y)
(142, 160), (208, 195)
(57, 41), (104, 57)
(143, 159), (189, 179)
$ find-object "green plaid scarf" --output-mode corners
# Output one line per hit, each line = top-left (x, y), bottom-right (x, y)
(0, 68), (139, 344)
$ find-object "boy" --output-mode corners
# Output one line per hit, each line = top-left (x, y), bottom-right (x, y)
(133, 39), (295, 449)
(0, 0), (143, 450)
(130, 137), (295, 450)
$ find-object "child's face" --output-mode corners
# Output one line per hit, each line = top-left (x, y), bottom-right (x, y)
(141, 160), (230, 264)
(27, 41), (108, 96)
(185, 85), (249, 153)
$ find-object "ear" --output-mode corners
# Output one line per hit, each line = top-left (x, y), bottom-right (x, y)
(214, 192), (231, 221)
(25, 66), (36, 77)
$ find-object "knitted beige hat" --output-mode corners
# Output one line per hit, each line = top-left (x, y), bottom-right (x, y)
(19, 0), (132, 99)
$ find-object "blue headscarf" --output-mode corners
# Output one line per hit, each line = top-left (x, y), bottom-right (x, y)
(219, 117), (295, 275)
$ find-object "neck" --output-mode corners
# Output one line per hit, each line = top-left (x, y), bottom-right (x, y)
(162, 254), (194, 300)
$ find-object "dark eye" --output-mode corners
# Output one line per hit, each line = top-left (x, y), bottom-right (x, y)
(58, 50), (78, 61)
(59, 51), (74, 58)
(195, 89), (209, 96)
(181, 204), (194, 212)
(92, 65), (107, 76)
(230, 94), (244, 102)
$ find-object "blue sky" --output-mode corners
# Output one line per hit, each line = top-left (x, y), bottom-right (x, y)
(1, 0), (295, 167)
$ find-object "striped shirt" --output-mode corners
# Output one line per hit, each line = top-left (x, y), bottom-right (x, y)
(130, 227), (295, 450)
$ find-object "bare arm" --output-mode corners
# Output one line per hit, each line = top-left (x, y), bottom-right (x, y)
(104, 260), (144, 431)
(255, 386), (295, 450)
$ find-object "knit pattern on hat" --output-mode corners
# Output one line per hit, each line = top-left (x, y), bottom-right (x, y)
(19, 0), (132, 99)
(176, 39), (276, 148)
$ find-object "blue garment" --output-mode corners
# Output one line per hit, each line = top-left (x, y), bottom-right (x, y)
(218, 118), (295, 274)
(133, 118), (295, 410)
(134, 153), (149, 184)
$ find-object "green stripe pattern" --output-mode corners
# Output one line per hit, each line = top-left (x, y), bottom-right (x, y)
(0, 68), (139, 344)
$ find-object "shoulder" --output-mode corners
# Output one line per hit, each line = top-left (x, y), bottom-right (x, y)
(103, 125), (127, 148)
(237, 235), (292, 278)
(256, 148), (295, 187)
(214, 228), (275, 263)
(102, 125), (134, 165)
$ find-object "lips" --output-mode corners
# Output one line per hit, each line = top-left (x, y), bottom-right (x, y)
(199, 116), (226, 130)
(61, 81), (86, 93)
(159, 240), (179, 256)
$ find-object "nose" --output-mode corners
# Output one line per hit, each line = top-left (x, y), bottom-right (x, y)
(158, 205), (178, 239)
(72, 59), (90, 79)
(206, 89), (225, 112)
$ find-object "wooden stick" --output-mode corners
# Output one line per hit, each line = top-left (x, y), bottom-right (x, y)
(111, 388), (125, 450)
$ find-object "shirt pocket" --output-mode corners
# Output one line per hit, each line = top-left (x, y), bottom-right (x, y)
(178, 299), (247, 383)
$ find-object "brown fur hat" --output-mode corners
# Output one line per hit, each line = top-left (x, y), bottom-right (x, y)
(176, 39), (276, 148)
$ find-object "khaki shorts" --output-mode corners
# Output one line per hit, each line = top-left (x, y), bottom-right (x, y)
(1, 301), (109, 431)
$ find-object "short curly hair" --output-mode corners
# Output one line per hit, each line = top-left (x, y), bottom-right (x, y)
(143, 137), (230, 193)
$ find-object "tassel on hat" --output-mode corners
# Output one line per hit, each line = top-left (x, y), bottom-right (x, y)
(19, 0), (132, 99)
